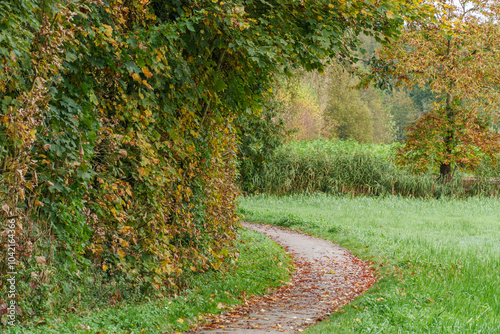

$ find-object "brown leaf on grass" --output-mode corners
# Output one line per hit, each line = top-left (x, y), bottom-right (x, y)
(0, 303), (7, 315)
(36, 255), (46, 265)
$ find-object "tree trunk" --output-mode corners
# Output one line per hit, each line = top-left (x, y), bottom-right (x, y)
(439, 162), (452, 182)
(441, 98), (454, 182)
(441, 44), (455, 183)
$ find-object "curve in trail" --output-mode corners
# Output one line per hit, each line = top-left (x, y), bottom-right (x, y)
(190, 222), (376, 334)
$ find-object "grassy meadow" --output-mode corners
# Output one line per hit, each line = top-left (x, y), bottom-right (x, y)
(239, 194), (500, 333)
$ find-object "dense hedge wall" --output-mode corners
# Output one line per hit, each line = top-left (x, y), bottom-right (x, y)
(0, 0), (244, 295)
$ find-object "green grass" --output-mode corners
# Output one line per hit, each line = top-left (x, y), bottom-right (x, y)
(239, 194), (500, 333)
(5, 229), (292, 334)
(279, 139), (399, 159)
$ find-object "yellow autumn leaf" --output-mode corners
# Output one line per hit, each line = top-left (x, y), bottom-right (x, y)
(102, 264), (108, 271)
(177, 318), (184, 324)
(117, 248), (126, 258)
(161, 261), (173, 275)
(142, 67), (153, 78)
(120, 225), (134, 234)
(132, 73), (141, 81)
(119, 238), (130, 248)
(102, 24), (113, 37)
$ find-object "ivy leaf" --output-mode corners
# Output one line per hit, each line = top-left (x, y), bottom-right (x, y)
(214, 78), (227, 92)
(185, 21), (195, 32)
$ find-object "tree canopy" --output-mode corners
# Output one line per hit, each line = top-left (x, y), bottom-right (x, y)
(378, 0), (500, 179)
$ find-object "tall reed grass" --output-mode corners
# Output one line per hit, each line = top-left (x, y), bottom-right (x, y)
(241, 139), (500, 197)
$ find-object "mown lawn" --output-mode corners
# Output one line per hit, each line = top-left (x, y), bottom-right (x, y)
(239, 194), (500, 333)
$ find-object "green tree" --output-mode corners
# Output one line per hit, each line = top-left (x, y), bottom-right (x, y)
(360, 86), (395, 143)
(407, 84), (436, 114)
(385, 89), (420, 141)
(323, 65), (373, 142)
(322, 64), (395, 143)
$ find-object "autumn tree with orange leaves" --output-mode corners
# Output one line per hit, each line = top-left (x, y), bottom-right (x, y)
(379, 0), (500, 180)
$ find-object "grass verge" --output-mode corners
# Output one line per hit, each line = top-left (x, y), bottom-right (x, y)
(5, 228), (292, 334)
(239, 193), (500, 333)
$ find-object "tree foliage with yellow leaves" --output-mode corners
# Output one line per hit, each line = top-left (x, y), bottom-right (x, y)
(378, 0), (500, 180)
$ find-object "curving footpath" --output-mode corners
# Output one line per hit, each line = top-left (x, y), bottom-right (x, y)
(188, 222), (376, 334)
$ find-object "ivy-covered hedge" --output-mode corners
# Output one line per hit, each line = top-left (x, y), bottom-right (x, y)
(0, 0), (411, 319)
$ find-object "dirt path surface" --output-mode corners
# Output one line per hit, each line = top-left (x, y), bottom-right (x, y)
(189, 222), (376, 334)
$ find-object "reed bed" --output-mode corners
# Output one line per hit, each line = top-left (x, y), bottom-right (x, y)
(242, 139), (500, 197)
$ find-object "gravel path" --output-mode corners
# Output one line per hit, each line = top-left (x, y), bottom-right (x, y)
(190, 222), (376, 333)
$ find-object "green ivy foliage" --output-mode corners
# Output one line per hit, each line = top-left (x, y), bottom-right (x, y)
(236, 100), (289, 195)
